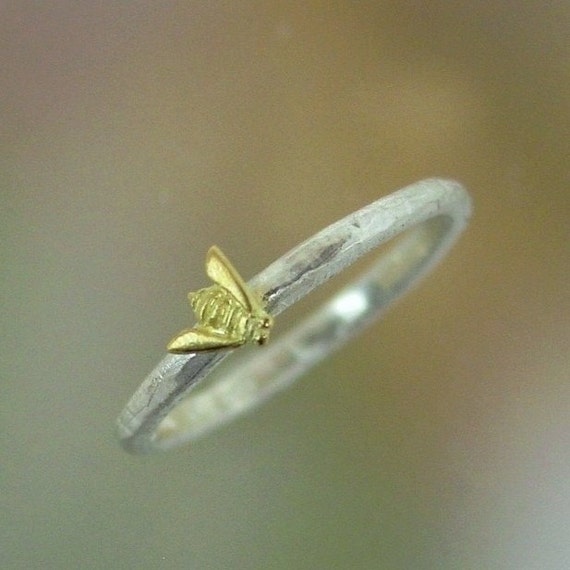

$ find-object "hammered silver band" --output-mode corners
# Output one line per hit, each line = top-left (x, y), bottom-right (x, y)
(117, 178), (472, 453)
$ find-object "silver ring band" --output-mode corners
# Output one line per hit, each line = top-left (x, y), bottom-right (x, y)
(116, 178), (472, 453)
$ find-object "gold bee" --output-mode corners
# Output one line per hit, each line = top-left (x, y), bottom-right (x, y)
(167, 246), (274, 353)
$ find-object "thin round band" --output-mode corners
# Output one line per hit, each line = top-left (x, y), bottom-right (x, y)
(117, 178), (472, 453)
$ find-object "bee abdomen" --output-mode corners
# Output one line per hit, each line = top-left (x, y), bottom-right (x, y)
(190, 286), (246, 335)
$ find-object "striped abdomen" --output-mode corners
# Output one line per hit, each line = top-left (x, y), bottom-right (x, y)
(190, 285), (248, 338)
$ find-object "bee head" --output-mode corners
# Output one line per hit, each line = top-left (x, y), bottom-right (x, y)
(254, 314), (273, 346)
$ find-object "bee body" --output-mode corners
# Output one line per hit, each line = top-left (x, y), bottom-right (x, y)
(167, 246), (274, 353)
(190, 286), (250, 341)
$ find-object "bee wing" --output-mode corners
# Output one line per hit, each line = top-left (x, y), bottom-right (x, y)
(167, 326), (244, 353)
(206, 246), (258, 312)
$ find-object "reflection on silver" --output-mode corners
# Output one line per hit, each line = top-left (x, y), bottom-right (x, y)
(331, 289), (369, 321)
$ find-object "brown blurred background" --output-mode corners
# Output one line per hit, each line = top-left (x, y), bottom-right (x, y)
(2, 2), (569, 569)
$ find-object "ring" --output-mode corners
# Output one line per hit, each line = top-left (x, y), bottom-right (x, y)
(117, 178), (472, 453)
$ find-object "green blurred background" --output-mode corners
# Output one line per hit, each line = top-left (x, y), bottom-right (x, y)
(2, 3), (569, 569)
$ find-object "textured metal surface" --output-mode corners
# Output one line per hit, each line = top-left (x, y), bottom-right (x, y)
(117, 178), (472, 453)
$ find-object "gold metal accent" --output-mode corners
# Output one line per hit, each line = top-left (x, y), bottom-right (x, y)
(167, 246), (274, 353)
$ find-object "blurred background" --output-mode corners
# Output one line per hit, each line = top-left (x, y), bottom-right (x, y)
(2, 2), (569, 569)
